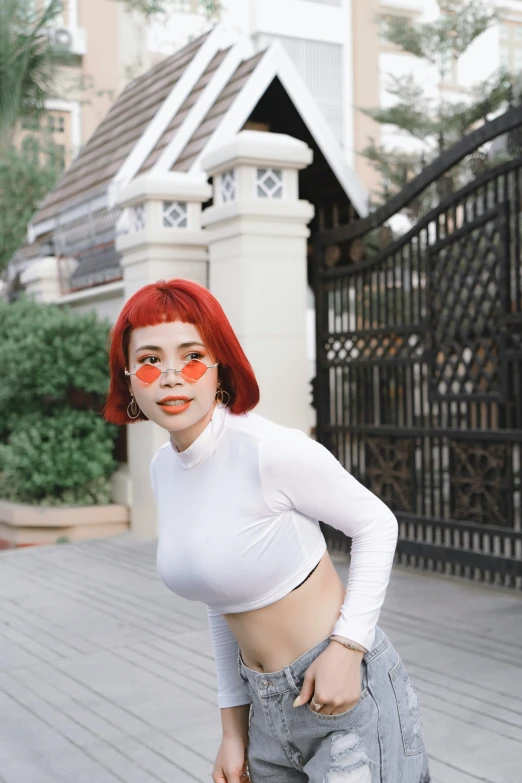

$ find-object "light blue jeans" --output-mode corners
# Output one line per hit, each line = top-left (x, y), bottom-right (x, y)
(237, 625), (431, 782)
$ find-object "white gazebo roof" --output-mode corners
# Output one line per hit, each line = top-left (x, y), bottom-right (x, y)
(28, 23), (368, 289)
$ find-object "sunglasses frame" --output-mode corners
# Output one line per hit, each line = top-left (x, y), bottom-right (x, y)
(125, 359), (219, 384)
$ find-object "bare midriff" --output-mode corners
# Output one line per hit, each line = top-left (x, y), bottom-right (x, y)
(223, 551), (347, 673)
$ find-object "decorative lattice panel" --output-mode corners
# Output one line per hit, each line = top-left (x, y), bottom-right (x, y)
(256, 168), (283, 199)
(427, 205), (509, 402)
(364, 436), (414, 512)
(449, 440), (512, 526)
(115, 208), (130, 237)
(163, 201), (187, 228)
(131, 204), (146, 232)
(325, 331), (425, 363)
(220, 169), (236, 203)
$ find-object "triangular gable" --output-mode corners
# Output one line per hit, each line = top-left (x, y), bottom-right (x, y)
(31, 24), (368, 240)
(30, 27), (224, 232)
(168, 41), (369, 218)
(111, 37), (369, 217)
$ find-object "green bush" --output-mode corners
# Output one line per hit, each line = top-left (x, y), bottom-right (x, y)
(0, 296), (119, 505)
(0, 296), (111, 408)
(0, 409), (118, 504)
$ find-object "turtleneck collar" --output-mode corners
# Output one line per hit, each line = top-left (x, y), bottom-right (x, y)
(169, 403), (228, 470)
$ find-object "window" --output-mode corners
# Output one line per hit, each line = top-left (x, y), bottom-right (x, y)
(219, 170), (237, 203)
(48, 114), (65, 133)
(440, 45), (457, 85)
(265, 35), (343, 143)
(500, 25), (510, 68)
(40, 0), (66, 26)
(21, 113), (40, 131)
(172, 0), (198, 12)
(163, 201), (188, 228)
(379, 14), (410, 44)
(131, 204), (146, 232)
(256, 168), (283, 199)
(500, 22), (522, 75)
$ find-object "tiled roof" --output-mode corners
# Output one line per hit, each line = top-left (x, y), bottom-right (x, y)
(138, 46), (231, 174)
(33, 31), (211, 225)
(172, 51), (265, 172)
(27, 25), (369, 284)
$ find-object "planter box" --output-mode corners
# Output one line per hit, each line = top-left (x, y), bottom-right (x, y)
(0, 499), (130, 549)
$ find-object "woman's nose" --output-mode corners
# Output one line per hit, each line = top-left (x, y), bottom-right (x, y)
(160, 368), (183, 384)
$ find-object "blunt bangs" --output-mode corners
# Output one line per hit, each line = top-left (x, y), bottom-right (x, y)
(101, 279), (260, 425)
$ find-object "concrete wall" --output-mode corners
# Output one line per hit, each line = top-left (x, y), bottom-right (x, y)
(56, 283), (126, 323)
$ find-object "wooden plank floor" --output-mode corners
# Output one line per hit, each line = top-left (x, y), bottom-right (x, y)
(0, 533), (520, 783)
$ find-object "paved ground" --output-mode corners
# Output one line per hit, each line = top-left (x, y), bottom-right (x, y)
(0, 533), (520, 783)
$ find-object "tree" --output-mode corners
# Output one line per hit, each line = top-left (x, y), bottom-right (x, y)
(0, 0), (222, 273)
(199, 0), (221, 20)
(0, 138), (63, 270)
(114, 0), (168, 14)
(0, 0), (68, 271)
(0, 0), (67, 146)
(114, 0), (221, 19)
(361, 1), (514, 213)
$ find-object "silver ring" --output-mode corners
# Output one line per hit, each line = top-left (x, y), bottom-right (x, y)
(311, 701), (323, 712)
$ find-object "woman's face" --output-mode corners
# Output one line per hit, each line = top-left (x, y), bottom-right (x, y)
(127, 320), (219, 448)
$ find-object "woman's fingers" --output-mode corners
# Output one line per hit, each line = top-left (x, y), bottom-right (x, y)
(221, 763), (250, 783)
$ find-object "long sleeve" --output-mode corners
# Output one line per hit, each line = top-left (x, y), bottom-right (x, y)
(260, 429), (398, 652)
(207, 605), (252, 709)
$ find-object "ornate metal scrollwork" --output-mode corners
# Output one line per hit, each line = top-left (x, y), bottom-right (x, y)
(449, 440), (512, 526)
(365, 437), (414, 512)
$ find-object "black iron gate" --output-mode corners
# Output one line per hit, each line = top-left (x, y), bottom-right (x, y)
(314, 107), (522, 588)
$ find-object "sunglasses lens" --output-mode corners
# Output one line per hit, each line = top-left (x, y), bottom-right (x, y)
(135, 364), (161, 384)
(181, 360), (207, 381)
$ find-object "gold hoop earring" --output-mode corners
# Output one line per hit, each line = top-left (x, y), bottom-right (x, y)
(215, 385), (230, 407)
(127, 393), (140, 419)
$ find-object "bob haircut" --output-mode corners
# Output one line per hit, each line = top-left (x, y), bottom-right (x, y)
(102, 278), (260, 425)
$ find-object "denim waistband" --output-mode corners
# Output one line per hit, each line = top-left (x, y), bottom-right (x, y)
(237, 625), (387, 697)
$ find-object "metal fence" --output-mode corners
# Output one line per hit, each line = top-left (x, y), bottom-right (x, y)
(313, 106), (522, 588)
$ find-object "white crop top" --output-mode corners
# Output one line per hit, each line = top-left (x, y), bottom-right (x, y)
(150, 403), (398, 709)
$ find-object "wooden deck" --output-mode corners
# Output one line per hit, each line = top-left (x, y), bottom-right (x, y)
(0, 533), (520, 783)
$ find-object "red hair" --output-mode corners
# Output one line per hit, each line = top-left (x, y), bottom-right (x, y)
(102, 279), (260, 425)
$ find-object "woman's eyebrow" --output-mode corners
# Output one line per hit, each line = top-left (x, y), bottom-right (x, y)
(134, 342), (205, 353)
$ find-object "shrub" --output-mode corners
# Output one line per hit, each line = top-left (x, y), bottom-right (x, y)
(0, 296), (110, 409)
(0, 296), (119, 505)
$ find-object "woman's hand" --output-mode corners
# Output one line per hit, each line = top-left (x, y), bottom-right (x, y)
(212, 733), (251, 783)
(293, 642), (365, 715)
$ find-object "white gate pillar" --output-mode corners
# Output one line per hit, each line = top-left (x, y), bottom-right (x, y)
(115, 172), (212, 538)
(201, 131), (314, 432)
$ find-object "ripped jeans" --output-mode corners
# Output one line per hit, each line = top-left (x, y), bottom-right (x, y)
(237, 626), (431, 782)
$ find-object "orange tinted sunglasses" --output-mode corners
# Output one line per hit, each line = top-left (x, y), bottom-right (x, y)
(125, 359), (219, 385)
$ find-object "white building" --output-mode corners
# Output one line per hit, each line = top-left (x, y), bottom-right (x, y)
(20, 1), (522, 213)
(375, 0), (522, 162)
(150, 0), (355, 158)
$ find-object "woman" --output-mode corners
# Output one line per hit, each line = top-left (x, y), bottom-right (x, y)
(103, 278), (431, 783)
